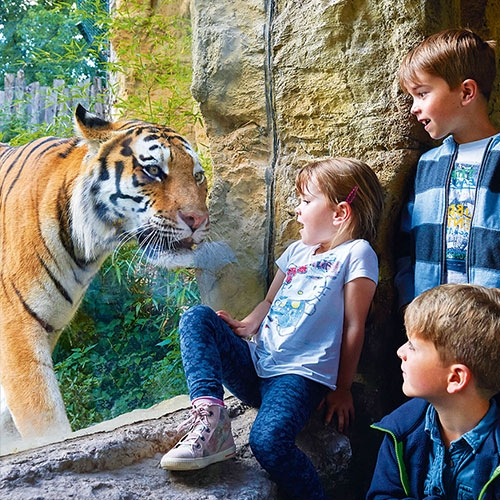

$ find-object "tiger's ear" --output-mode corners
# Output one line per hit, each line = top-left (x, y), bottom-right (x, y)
(74, 105), (114, 153)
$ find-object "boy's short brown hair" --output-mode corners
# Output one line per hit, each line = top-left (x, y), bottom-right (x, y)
(399, 28), (497, 100)
(404, 284), (500, 398)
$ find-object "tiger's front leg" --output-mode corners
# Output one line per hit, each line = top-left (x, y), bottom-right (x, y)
(0, 324), (71, 442)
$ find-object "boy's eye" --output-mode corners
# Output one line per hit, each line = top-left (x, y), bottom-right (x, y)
(414, 88), (430, 98)
(407, 341), (415, 351)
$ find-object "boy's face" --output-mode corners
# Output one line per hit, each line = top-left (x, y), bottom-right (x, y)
(397, 332), (451, 402)
(406, 70), (467, 142)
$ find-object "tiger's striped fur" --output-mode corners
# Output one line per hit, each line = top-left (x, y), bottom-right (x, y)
(0, 105), (209, 442)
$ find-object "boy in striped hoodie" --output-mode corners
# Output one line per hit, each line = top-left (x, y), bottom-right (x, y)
(395, 28), (500, 309)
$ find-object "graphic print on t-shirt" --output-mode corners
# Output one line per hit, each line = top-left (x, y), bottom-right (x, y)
(268, 257), (341, 336)
(445, 136), (491, 281)
(446, 161), (478, 272)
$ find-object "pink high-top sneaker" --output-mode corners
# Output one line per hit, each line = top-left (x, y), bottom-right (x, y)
(160, 399), (236, 471)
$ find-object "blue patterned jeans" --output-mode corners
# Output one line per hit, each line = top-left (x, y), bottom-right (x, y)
(178, 305), (329, 500)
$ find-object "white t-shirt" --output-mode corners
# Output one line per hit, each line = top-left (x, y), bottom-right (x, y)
(446, 137), (490, 283)
(248, 239), (378, 390)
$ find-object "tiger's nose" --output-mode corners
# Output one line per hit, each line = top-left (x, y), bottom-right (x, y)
(179, 211), (209, 230)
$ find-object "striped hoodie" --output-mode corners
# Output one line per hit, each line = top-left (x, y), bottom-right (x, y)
(395, 133), (500, 307)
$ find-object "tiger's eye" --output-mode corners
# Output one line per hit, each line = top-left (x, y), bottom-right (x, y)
(194, 171), (205, 185)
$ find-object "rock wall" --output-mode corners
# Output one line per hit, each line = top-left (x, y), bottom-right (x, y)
(191, 0), (500, 384)
(192, 0), (500, 316)
(193, 0), (441, 313)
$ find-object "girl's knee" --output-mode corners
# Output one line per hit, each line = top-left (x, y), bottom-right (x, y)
(249, 424), (288, 465)
(179, 304), (216, 329)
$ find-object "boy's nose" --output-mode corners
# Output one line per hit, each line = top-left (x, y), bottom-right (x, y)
(396, 343), (406, 359)
(410, 101), (420, 115)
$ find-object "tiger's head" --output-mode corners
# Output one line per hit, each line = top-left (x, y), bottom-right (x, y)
(70, 105), (209, 268)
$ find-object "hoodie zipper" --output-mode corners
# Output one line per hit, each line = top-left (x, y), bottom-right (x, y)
(478, 465), (500, 500)
(440, 146), (457, 284)
(464, 137), (494, 282)
(371, 424), (411, 496)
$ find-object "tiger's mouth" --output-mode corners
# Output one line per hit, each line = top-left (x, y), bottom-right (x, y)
(136, 230), (197, 254)
(171, 238), (196, 251)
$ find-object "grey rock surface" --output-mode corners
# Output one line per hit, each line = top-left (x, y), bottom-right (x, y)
(0, 397), (350, 499)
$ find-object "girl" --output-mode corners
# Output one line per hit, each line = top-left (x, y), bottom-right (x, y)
(161, 158), (384, 500)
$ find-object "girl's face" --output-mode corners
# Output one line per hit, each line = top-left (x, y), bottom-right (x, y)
(295, 180), (337, 253)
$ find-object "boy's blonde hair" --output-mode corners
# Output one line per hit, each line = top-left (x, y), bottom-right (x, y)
(405, 284), (500, 398)
(399, 28), (497, 99)
(295, 157), (384, 246)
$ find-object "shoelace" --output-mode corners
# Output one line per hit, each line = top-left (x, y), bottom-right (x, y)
(175, 404), (214, 446)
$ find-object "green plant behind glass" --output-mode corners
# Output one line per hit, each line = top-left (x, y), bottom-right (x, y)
(53, 248), (199, 430)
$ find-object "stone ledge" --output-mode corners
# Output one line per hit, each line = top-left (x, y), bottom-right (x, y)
(0, 396), (351, 499)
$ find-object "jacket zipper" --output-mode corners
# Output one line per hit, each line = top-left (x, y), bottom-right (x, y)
(440, 146), (456, 284)
(478, 465), (500, 500)
(371, 424), (411, 496)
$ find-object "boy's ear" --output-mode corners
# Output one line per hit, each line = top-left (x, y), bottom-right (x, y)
(446, 363), (472, 394)
(461, 79), (479, 105)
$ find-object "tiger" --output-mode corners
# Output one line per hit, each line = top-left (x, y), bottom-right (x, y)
(0, 104), (209, 443)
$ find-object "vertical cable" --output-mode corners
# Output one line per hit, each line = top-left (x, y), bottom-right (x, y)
(263, 0), (279, 287)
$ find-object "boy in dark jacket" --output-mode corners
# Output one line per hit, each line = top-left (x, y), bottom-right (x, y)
(367, 284), (500, 500)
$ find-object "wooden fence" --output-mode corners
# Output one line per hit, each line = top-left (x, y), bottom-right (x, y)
(0, 70), (109, 127)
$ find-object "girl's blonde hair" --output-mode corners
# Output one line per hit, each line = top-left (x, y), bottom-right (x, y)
(295, 157), (384, 246)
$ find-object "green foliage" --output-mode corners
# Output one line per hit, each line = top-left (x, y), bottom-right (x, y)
(0, 0), (205, 141)
(109, 0), (201, 129)
(0, 0), (109, 142)
(1, 113), (75, 145)
(53, 249), (199, 430)
(0, 0), (107, 87)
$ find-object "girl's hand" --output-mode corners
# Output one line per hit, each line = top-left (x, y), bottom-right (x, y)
(216, 270), (284, 340)
(216, 310), (254, 338)
(319, 388), (354, 433)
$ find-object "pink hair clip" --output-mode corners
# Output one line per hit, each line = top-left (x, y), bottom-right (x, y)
(345, 186), (359, 205)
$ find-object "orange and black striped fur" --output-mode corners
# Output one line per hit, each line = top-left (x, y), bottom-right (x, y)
(0, 105), (209, 442)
